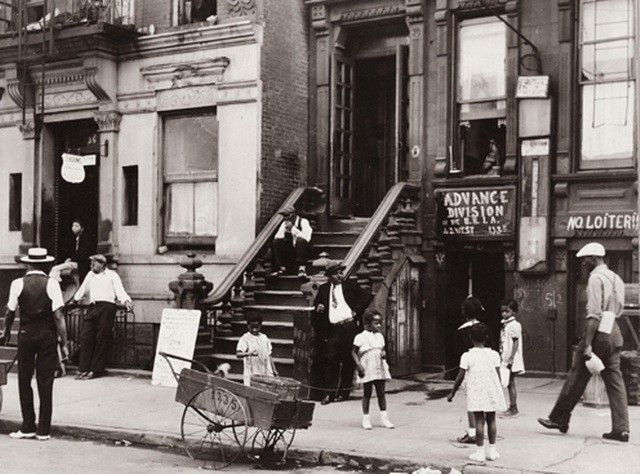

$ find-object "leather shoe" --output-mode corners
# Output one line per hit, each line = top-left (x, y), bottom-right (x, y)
(538, 418), (569, 434)
(456, 433), (476, 444)
(602, 431), (629, 442)
(320, 395), (333, 405)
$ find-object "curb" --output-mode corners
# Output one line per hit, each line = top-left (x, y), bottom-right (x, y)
(0, 418), (548, 473)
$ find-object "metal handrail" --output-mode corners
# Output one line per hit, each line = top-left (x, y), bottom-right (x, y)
(203, 186), (324, 305)
(342, 182), (420, 278)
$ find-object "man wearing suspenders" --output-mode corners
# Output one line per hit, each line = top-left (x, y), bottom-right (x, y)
(539, 242), (630, 442)
(0, 248), (68, 440)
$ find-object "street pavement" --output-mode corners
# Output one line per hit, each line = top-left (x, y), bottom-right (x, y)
(2, 436), (350, 473)
(0, 373), (639, 473)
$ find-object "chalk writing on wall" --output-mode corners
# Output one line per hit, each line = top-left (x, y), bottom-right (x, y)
(566, 212), (638, 237)
(439, 187), (516, 240)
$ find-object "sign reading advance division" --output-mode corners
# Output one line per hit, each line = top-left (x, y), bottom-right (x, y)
(439, 187), (516, 239)
(566, 212), (639, 237)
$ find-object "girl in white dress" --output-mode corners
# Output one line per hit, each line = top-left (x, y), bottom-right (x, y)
(236, 314), (278, 386)
(352, 310), (393, 430)
(448, 322), (506, 462)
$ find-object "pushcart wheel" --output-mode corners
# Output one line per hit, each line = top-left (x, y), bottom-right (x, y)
(250, 428), (296, 464)
(232, 423), (258, 455)
(181, 387), (248, 469)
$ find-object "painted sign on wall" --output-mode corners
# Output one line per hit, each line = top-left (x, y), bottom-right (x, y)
(438, 186), (516, 239)
(566, 212), (639, 237)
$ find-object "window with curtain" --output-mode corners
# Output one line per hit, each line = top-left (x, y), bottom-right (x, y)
(454, 17), (507, 176)
(579, 0), (636, 169)
(163, 110), (218, 247)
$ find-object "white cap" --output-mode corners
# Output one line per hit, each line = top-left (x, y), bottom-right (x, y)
(576, 242), (606, 258)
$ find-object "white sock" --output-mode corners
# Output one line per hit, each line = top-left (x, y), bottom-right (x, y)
(468, 428), (476, 437)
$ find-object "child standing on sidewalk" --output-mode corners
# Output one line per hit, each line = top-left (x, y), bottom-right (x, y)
(448, 322), (506, 462)
(236, 314), (278, 386)
(499, 298), (525, 417)
(352, 309), (394, 430)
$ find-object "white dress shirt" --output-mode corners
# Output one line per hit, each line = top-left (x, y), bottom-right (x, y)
(328, 283), (353, 324)
(274, 216), (313, 244)
(586, 264), (625, 320)
(7, 270), (64, 312)
(74, 268), (131, 304)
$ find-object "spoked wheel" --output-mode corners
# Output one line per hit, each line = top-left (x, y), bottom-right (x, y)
(181, 387), (248, 469)
(249, 428), (296, 464)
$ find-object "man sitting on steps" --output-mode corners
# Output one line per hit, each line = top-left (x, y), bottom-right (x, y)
(271, 205), (313, 278)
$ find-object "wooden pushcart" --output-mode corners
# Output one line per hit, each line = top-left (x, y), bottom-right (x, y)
(159, 352), (315, 470)
(0, 351), (17, 413)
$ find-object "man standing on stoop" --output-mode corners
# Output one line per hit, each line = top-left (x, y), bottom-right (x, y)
(0, 247), (68, 441)
(538, 242), (630, 442)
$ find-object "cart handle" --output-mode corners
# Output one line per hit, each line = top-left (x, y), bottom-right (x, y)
(158, 351), (213, 384)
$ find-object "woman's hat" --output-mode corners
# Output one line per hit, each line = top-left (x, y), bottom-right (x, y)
(20, 247), (55, 264)
(325, 260), (345, 276)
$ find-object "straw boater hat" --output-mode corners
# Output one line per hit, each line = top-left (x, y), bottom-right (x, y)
(576, 242), (606, 258)
(20, 247), (55, 264)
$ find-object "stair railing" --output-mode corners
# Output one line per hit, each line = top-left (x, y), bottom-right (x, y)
(342, 182), (421, 293)
(203, 186), (324, 308)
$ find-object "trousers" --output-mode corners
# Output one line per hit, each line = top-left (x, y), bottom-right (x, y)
(17, 324), (58, 435)
(79, 302), (116, 374)
(316, 320), (357, 399)
(273, 236), (311, 270)
(549, 332), (629, 433)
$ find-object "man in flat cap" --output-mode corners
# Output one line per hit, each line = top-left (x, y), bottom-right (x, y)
(271, 205), (313, 278)
(312, 261), (371, 404)
(72, 254), (132, 380)
(539, 242), (629, 442)
(0, 247), (68, 440)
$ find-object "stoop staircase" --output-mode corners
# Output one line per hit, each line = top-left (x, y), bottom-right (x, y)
(197, 183), (422, 388)
(204, 218), (369, 382)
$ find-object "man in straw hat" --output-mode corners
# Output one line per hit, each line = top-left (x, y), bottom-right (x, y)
(538, 242), (629, 442)
(271, 205), (313, 278)
(312, 261), (371, 404)
(72, 254), (132, 380)
(0, 247), (68, 440)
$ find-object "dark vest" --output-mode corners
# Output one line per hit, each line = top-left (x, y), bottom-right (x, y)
(18, 274), (55, 328)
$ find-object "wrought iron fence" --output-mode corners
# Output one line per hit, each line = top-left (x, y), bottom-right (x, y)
(0, 0), (135, 34)
(64, 304), (138, 368)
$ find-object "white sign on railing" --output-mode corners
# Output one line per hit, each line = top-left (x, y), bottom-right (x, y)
(151, 308), (201, 387)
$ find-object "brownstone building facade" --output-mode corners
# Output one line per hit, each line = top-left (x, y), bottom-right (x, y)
(306, 0), (639, 375)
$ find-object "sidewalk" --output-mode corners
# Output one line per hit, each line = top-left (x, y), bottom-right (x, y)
(0, 373), (638, 473)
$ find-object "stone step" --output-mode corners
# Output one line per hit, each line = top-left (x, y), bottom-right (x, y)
(266, 275), (306, 291)
(312, 231), (361, 245)
(0, 346), (18, 360)
(213, 336), (293, 359)
(231, 320), (294, 340)
(243, 305), (312, 323)
(326, 217), (370, 232)
(253, 290), (308, 307)
(312, 243), (351, 260)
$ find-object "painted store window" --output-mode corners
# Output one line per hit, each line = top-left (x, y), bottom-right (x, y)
(162, 109), (218, 248)
(579, 0), (636, 169)
(453, 17), (507, 176)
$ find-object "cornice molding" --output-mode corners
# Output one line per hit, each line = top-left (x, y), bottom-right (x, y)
(338, 5), (404, 23)
(140, 57), (230, 92)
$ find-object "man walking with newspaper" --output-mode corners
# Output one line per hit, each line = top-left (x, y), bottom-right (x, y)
(538, 242), (629, 442)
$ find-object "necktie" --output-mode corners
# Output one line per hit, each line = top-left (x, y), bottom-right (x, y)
(75, 237), (79, 252)
(331, 284), (338, 309)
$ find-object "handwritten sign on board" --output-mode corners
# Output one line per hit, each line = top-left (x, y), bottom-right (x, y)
(151, 309), (201, 387)
(438, 186), (516, 240)
(516, 76), (550, 98)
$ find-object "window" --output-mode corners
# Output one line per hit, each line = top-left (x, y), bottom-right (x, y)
(0, 1), (11, 33)
(173, 0), (216, 26)
(454, 17), (507, 176)
(122, 165), (138, 226)
(579, 0), (635, 169)
(9, 173), (21, 231)
(163, 110), (218, 247)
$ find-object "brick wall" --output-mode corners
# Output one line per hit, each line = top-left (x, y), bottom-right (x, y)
(258, 0), (309, 227)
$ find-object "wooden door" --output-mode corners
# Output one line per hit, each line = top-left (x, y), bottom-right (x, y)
(329, 50), (354, 216)
(394, 44), (409, 183)
(386, 261), (422, 376)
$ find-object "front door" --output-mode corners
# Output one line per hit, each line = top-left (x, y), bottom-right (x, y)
(329, 44), (408, 217)
(52, 121), (100, 262)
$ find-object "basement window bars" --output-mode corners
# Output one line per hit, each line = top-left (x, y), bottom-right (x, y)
(579, 0), (636, 169)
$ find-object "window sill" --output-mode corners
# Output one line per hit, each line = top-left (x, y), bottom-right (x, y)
(433, 175), (518, 188)
(552, 170), (637, 183)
